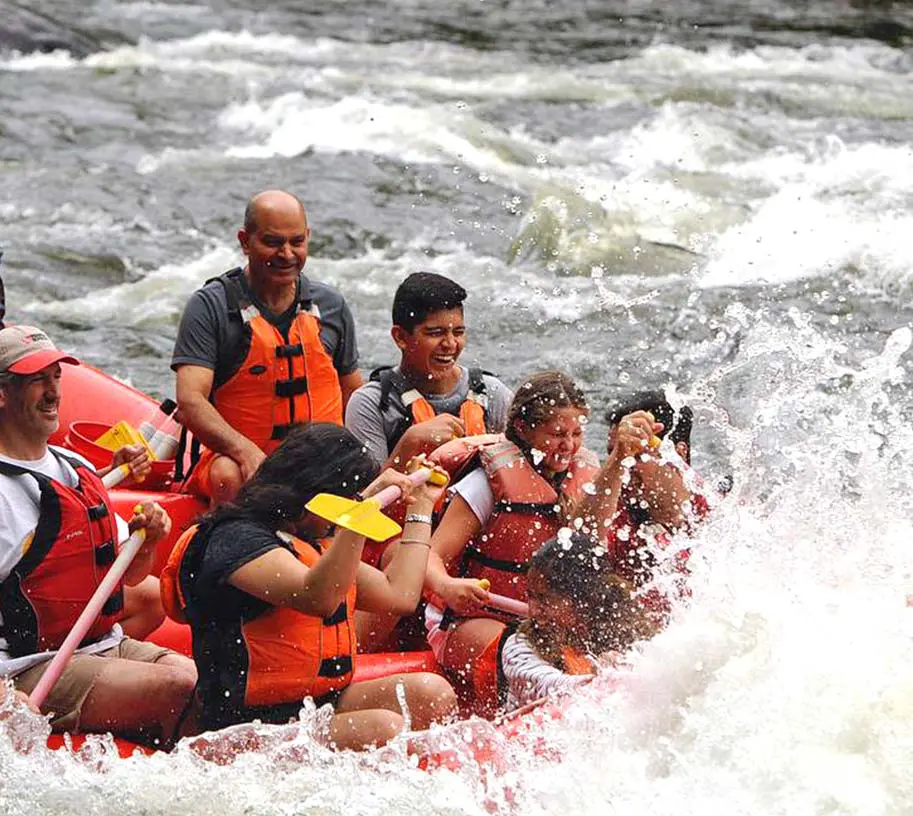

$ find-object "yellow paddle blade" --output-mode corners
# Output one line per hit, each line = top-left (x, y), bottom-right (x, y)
(305, 494), (403, 542)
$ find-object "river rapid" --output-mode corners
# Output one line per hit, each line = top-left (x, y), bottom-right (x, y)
(2, 1), (913, 813)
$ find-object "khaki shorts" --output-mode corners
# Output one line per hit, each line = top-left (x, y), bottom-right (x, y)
(13, 637), (176, 731)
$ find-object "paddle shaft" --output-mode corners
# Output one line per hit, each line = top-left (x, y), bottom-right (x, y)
(369, 467), (442, 509)
(101, 462), (131, 489)
(485, 592), (529, 618)
(29, 529), (146, 709)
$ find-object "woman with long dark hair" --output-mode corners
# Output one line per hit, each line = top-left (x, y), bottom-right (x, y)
(161, 423), (457, 750)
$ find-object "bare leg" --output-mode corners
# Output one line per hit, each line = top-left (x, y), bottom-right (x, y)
(207, 455), (244, 507)
(78, 655), (197, 746)
(121, 576), (166, 640)
(440, 617), (505, 684)
(325, 672), (457, 750)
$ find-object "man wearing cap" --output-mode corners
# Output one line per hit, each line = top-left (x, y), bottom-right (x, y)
(172, 189), (363, 506)
(0, 326), (197, 746)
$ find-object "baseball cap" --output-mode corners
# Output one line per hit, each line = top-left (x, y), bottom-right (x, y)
(0, 326), (80, 375)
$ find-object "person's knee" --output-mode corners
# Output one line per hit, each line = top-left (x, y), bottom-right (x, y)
(208, 457), (243, 505)
(147, 661), (196, 715)
(158, 654), (198, 688)
(407, 673), (458, 723)
(330, 709), (404, 750)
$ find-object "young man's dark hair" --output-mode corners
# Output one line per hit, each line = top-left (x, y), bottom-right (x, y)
(391, 272), (467, 333)
(605, 391), (693, 451)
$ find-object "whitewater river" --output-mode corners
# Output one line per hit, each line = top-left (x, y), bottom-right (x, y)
(3, 1), (913, 813)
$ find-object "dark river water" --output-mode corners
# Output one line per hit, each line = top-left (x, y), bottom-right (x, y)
(2, 2), (913, 813)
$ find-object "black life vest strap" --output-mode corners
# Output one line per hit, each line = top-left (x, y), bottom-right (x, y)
(276, 343), (303, 359)
(87, 503), (109, 521)
(322, 601), (347, 626)
(463, 546), (530, 574)
(318, 655), (353, 678)
(270, 423), (297, 441)
(494, 500), (559, 517)
(174, 424), (202, 484)
(275, 378), (308, 398)
(95, 540), (117, 567)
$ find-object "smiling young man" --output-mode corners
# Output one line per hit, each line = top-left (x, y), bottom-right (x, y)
(173, 190), (363, 505)
(345, 272), (512, 469)
(0, 326), (196, 745)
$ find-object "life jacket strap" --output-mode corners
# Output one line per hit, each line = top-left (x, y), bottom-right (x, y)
(318, 655), (353, 678)
(322, 601), (347, 626)
(276, 343), (303, 359)
(87, 503), (109, 521)
(464, 546), (529, 574)
(270, 423), (297, 441)
(94, 540), (117, 567)
(275, 377), (309, 398)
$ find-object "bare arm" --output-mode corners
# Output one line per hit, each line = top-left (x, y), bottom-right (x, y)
(423, 494), (490, 614)
(631, 458), (693, 531)
(354, 497), (437, 616)
(385, 414), (465, 470)
(175, 364), (264, 479)
(571, 410), (660, 535)
(226, 526), (367, 617)
(338, 370), (364, 412)
(123, 502), (171, 586)
(225, 468), (427, 616)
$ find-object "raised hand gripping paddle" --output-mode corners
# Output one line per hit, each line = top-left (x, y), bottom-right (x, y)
(305, 467), (449, 542)
(29, 518), (147, 709)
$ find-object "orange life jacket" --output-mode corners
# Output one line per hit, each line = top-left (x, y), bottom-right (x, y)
(177, 270), (343, 481)
(369, 366), (489, 452)
(561, 646), (596, 675)
(161, 523), (356, 709)
(431, 435), (600, 601)
(0, 451), (124, 657)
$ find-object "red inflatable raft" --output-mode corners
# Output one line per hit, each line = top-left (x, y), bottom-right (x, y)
(39, 361), (573, 768)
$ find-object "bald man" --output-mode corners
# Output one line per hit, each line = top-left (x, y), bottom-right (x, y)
(172, 190), (364, 505)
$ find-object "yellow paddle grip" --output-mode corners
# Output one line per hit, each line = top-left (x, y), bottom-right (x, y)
(428, 469), (449, 486)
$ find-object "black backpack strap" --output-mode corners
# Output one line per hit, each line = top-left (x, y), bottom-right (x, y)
(466, 367), (493, 427)
(467, 367), (490, 396)
(370, 366), (416, 450)
(208, 268), (247, 319)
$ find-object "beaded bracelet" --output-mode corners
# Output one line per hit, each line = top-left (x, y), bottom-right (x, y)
(404, 513), (433, 525)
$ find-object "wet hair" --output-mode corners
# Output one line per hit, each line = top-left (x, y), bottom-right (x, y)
(521, 531), (658, 667)
(391, 272), (467, 333)
(505, 370), (589, 449)
(605, 390), (693, 449)
(201, 423), (378, 535)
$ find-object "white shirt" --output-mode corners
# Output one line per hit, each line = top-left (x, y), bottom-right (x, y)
(500, 629), (594, 711)
(450, 467), (495, 526)
(0, 446), (126, 678)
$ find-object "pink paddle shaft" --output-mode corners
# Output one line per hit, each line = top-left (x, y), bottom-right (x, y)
(29, 530), (146, 709)
(369, 467), (441, 509)
(485, 592), (529, 618)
